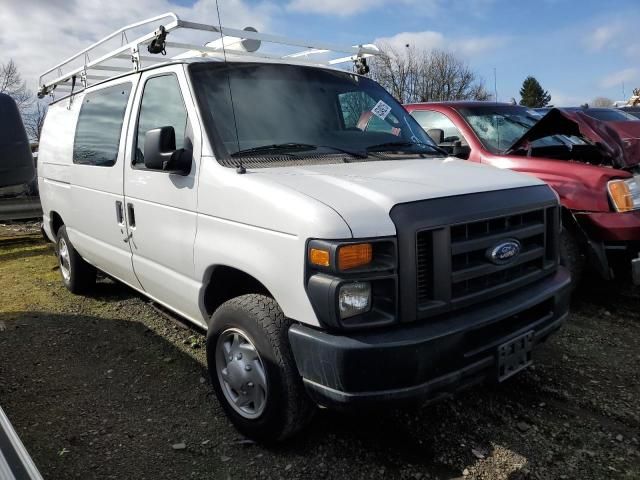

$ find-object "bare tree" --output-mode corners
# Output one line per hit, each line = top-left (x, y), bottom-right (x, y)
(0, 59), (33, 113)
(591, 97), (614, 108)
(25, 100), (48, 142)
(369, 43), (419, 104)
(370, 45), (490, 104)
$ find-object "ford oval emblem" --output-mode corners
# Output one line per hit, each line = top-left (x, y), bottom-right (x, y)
(487, 239), (521, 265)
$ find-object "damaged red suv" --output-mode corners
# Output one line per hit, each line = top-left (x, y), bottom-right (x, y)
(404, 102), (640, 284)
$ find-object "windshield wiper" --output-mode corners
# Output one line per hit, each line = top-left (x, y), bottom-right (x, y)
(231, 143), (367, 159)
(366, 141), (447, 156)
(230, 143), (315, 157)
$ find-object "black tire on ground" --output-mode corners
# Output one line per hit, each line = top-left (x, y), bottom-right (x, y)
(206, 294), (315, 442)
(56, 225), (96, 294)
(560, 227), (586, 287)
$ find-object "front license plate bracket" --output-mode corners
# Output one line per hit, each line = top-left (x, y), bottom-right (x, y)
(497, 331), (534, 382)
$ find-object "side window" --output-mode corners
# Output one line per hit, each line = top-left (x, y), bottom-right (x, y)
(134, 74), (189, 166)
(410, 110), (467, 145)
(338, 91), (400, 134)
(73, 84), (131, 166)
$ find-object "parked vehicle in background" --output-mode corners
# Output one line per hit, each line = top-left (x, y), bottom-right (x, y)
(615, 87), (640, 119)
(536, 106), (639, 122)
(0, 93), (35, 189)
(38, 14), (570, 442)
(619, 107), (640, 119)
(0, 93), (42, 220)
(575, 108), (639, 122)
(405, 102), (640, 285)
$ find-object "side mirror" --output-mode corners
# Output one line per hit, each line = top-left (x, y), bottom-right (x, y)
(143, 126), (191, 175)
(452, 140), (471, 160)
(427, 128), (444, 145)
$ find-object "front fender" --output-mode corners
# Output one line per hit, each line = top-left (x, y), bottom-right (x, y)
(193, 214), (322, 327)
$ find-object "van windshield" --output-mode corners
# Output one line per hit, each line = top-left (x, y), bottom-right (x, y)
(189, 62), (439, 167)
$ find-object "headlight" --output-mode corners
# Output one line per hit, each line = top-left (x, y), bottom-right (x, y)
(306, 239), (396, 329)
(608, 177), (640, 212)
(338, 282), (371, 319)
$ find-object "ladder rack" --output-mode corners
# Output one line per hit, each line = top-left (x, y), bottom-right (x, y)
(38, 12), (381, 98)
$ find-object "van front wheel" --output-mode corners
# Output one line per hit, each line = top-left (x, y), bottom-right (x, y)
(206, 294), (315, 442)
(56, 225), (96, 294)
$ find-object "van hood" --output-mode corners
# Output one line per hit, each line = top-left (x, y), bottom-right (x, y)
(507, 108), (640, 169)
(253, 158), (543, 237)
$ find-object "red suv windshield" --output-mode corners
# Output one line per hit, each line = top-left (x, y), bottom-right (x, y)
(459, 105), (580, 154)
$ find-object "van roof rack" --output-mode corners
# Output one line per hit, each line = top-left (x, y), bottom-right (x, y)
(38, 12), (381, 99)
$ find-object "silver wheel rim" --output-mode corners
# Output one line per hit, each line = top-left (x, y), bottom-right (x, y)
(58, 237), (71, 282)
(215, 328), (268, 419)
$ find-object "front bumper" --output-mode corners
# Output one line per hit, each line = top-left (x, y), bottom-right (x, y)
(289, 267), (571, 408)
(577, 210), (640, 242)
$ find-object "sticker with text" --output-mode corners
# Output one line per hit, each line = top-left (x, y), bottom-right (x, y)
(371, 100), (392, 120)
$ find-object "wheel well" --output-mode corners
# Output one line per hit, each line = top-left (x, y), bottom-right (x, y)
(50, 212), (64, 238)
(202, 266), (271, 318)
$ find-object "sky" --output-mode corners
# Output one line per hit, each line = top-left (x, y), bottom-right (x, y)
(2, 0), (640, 106)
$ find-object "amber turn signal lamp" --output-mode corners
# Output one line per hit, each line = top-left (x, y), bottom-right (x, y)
(309, 248), (330, 267)
(338, 243), (373, 270)
(608, 180), (633, 212)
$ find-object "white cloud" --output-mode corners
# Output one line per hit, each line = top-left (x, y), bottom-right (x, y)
(375, 31), (445, 52)
(585, 24), (622, 51)
(374, 30), (506, 57)
(600, 68), (639, 89)
(453, 36), (505, 57)
(0, 0), (276, 92)
(286, 0), (493, 17)
(547, 90), (586, 108)
(287, 0), (387, 16)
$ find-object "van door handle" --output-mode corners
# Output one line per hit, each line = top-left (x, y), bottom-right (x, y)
(115, 201), (124, 225)
(127, 203), (136, 228)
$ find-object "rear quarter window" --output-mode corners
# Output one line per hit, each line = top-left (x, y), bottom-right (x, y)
(73, 84), (131, 166)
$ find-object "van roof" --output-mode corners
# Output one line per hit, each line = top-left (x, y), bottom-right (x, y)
(39, 12), (380, 102)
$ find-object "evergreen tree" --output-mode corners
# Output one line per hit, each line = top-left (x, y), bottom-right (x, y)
(519, 76), (551, 107)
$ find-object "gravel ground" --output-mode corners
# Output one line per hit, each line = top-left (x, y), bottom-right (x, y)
(0, 227), (639, 480)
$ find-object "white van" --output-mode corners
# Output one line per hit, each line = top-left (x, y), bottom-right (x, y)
(38, 14), (571, 441)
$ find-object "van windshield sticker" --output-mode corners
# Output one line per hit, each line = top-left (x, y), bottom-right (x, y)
(371, 100), (392, 120)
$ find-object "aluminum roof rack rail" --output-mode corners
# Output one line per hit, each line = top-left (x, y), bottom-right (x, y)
(38, 12), (381, 99)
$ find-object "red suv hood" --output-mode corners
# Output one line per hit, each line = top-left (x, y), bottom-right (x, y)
(507, 108), (640, 169)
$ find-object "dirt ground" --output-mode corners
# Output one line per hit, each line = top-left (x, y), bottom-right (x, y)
(0, 224), (638, 480)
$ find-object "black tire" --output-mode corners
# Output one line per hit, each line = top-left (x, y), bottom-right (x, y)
(206, 294), (315, 442)
(56, 225), (96, 294)
(560, 228), (586, 287)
